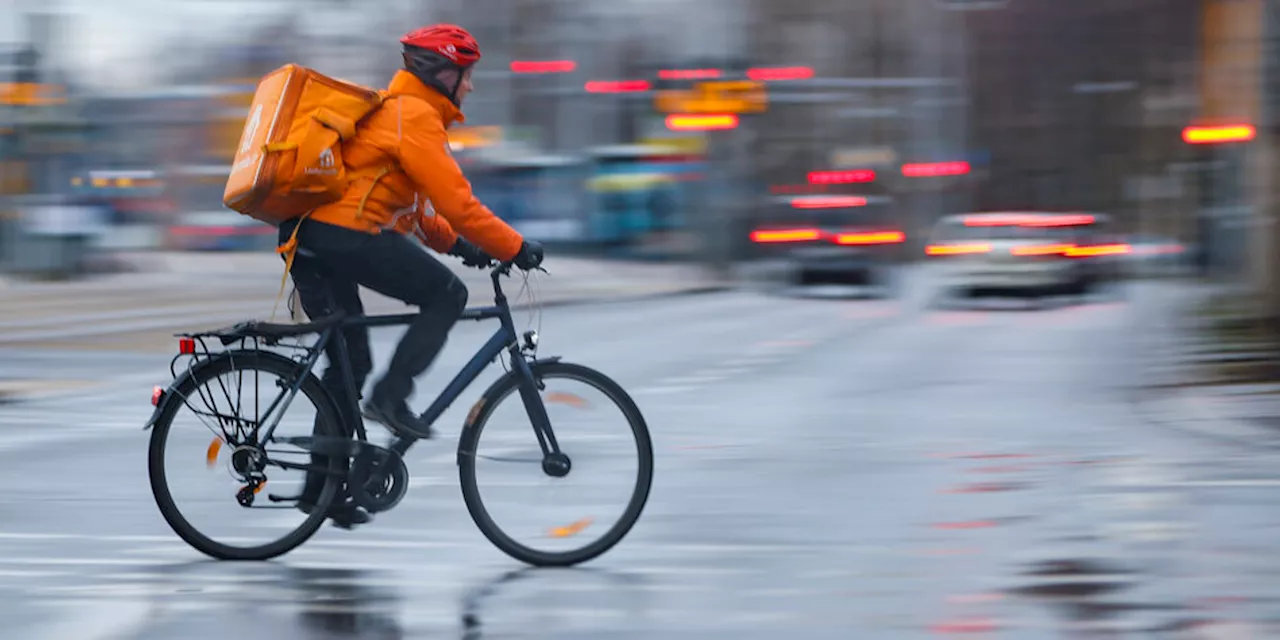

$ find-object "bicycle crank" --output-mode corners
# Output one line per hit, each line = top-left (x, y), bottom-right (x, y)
(349, 447), (409, 513)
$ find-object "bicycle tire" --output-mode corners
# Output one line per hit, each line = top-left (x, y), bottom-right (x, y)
(458, 361), (654, 567)
(148, 350), (346, 561)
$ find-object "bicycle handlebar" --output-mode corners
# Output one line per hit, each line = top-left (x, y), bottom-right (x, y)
(488, 260), (545, 298)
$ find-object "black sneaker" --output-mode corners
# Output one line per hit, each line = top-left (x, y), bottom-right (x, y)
(361, 397), (434, 439)
(298, 497), (372, 529)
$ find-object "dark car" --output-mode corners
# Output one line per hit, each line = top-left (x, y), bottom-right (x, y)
(749, 194), (903, 295)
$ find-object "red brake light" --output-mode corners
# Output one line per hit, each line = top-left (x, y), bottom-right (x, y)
(747, 66), (814, 81)
(836, 231), (904, 245)
(658, 68), (722, 80)
(511, 60), (576, 74)
(151, 386), (164, 406)
(1064, 244), (1131, 257)
(791, 196), (867, 209)
(178, 337), (196, 354)
(964, 214), (1032, 226)
(926, 243), (992, 256)
(1011, 244), (1073, 256)
(807, 170), (876, 184)
(585, 80), (650, 93)
(665, 113), (739, 131)
(1183, 124), (1255, 144)
(751, 228), (822, 243)
(902, 161), (970, 177)
(1023, 214), (1095, 227)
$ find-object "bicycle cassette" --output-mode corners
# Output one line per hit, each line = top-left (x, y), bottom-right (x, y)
(349, 447), (409, 513)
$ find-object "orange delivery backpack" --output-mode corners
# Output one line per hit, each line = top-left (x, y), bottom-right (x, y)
(222, 64), (386, 224)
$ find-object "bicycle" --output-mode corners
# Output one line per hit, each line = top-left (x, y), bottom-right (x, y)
(144, 260), (654, 567)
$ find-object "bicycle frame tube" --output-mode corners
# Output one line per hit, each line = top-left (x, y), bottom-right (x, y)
(261, 266), (560, 461)
(256, 328), (333, 444)
(388, 322), (516, 456)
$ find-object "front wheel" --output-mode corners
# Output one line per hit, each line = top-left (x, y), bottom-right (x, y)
(458, 361), (653, 567)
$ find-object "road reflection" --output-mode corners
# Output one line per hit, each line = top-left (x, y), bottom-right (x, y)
(105, 560), (653, 639)
(460, 566), (651, 639)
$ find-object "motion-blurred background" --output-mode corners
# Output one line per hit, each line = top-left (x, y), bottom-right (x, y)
(9, 2), (1280, 636)
(0, 0), (1252, 274)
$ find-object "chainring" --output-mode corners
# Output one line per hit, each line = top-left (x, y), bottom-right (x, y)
(349, 447), (409, 513)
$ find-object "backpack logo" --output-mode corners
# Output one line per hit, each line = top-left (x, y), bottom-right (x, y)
(304, 148), (339, 176)
(239, 104), (263, 155)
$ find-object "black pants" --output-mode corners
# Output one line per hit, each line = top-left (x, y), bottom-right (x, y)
(280, 219), (467, 499)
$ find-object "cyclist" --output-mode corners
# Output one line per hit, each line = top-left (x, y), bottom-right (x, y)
(280, 24), (543, 527)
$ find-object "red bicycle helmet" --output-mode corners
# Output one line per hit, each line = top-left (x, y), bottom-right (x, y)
(400, 24), (481, 105)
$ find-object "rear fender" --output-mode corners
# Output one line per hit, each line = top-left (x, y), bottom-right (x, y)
(142, 351), (260, 430)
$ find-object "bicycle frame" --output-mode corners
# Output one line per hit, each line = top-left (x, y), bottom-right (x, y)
(260, 265), (560, 461)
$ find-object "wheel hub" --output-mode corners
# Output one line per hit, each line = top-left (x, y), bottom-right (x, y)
(542, 452), (571, 478)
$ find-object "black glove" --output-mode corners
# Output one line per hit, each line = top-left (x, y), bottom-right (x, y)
(513, 240), (544, 271)
(448, 237), (494, 268)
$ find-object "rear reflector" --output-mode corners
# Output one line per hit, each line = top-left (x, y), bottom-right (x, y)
(151, 386), (164, 406)
(926, 243), (992, 256)
(751, 228), (822, 243)
(178, 337), (196, 354)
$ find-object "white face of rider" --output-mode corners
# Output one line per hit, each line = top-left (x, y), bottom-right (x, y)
(436, 67), (474, 105)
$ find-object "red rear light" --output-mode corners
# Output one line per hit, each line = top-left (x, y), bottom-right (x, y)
(178, 337), (196, 354)
(585, 80), (650, 93)
(1011, 244), (1073, 256)
(926, 243), (992, 256)
(511, 60), (577, 74)
(808, 170), (875, 184)
(1023, 214), (1095, 227)
(151, 386), (164, 406)
(965, 214), (1033, 226)
(836, 231), (904, 245)
(658, 68), (721, 80)
(902, 161), (970, 177)
(1065, 244), (1131, 257)
(747, 66), (815, 81)
(791, 196), (867, 209)
(665, 113), (739, 131)
(751, 228), (822, 243)
(1183, 124), (1255, 144)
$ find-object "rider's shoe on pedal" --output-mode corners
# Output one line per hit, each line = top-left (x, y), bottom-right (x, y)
(361, 395), (435, 439)
(298, 496), (372, 529)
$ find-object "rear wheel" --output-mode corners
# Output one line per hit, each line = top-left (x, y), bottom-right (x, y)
(148, 351), (345, 560)
(459, 361), (653, 567)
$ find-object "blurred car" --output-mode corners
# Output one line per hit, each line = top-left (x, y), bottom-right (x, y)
(1050, 213), (1130, 293)
(168, 210), (275, 251)
(749, 194), (903, 295)
(926, 211), (1120, 302)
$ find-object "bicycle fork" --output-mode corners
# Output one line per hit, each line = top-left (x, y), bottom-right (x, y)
(509, 352), (570, 477)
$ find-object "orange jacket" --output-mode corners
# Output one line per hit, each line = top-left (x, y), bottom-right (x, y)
(306, 70), (524, 261)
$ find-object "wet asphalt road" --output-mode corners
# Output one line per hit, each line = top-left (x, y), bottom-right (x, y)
(2, 272), (1280, 638)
